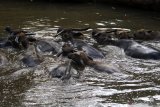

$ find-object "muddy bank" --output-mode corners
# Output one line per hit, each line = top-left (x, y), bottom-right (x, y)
(37, 0), (160, 11)
(103, 0), (160, 11)
(56, 0), (160, 11)
(1, 0), (160, 11)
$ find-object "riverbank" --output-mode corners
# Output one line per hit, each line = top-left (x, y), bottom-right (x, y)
(102, 0), (160, 11)
(1, 0), (160, 11)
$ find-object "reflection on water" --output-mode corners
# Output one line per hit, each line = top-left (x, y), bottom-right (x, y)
(0, 1), (160, 107)
(0, 1), (160, 36)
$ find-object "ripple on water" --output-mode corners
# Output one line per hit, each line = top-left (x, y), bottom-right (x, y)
(18, 35), (160, 106)
(1, 25), (160, 107)
(0, 1), (160, 106)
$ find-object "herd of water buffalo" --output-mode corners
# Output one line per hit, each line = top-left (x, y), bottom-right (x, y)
(0, 26), (160, 80)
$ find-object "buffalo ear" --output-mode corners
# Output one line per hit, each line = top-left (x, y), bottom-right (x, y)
(57, 27), (64, 33)
(56, 51), (63, 57)
(92, 30), (98, 36)
(27, 37), (37, 42)
(5, 26), (12, 33)
(87, 56), (93, 61)
(147, 30), (152, 33)
(55, 28), (65, 37)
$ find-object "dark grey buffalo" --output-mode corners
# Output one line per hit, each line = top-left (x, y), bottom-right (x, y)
(93, 35), (160, 60)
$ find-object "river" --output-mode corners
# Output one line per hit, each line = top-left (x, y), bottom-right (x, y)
(0, 1), (160, 107)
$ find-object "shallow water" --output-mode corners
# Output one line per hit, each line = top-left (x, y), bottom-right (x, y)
(0, 1), (160, 107)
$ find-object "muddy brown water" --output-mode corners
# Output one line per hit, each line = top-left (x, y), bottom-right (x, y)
(0, 1), (160, 107)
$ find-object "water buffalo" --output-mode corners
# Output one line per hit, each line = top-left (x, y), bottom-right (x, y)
(35, 39), (61, 54)
(92, 28), (132, 40)
(67, 51), (120, 74)
(133, 29), (160, 40)
(93, 34), (160, 60)
(5, 26), (36, 49)
(21, 44), (42, 67)
(55, 27), (90, 41)
(49, 50), (120, 80)
(71, 39), (104, 59)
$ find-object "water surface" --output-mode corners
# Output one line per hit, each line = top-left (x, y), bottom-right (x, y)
(0, 1), (160, 107)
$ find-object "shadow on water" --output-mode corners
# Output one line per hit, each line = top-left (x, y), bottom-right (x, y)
(0, 1), (160, 107)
